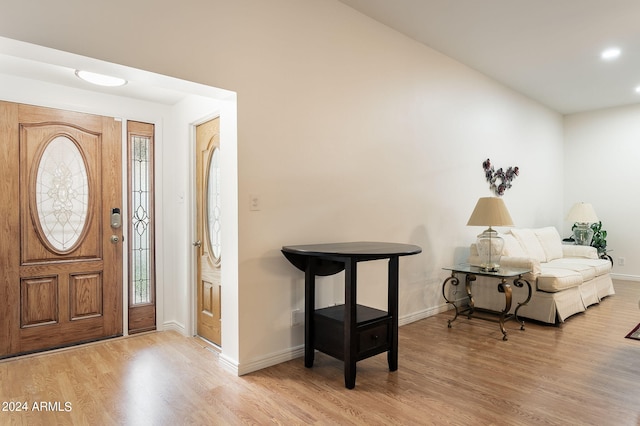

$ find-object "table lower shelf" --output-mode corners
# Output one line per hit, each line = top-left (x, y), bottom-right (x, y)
(449, 306), (524, 335)
(313, 304), (391, 361)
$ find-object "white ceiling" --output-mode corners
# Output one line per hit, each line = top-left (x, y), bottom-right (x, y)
(0, 37), (235, 106)
(339, 0), (640, 114)
(0, 53), (189, 105)
(2, 3), (639, 114)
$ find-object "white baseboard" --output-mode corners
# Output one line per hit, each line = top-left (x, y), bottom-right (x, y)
(162, 320), (186, 335)
(219, 353), (241, 375)
(398, 302), (452, 326)
(611, 273), (640, 282)
(233, 305), (452, 376)
(237, 345), (305, 376)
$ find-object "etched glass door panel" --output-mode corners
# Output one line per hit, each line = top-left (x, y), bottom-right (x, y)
(35, 136), (89, 252)
(22, 123), (101, 264)
(131, 134), (152, 304)
(206, 147), (221, 263)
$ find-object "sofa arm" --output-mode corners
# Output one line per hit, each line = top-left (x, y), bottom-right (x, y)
(562, 245), (598, 259)
(499, 256), (541, 276)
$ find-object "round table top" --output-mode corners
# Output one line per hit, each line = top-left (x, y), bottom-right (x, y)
(282, 241), (422, 257)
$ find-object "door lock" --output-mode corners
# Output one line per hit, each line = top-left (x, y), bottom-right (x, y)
(110, 235), (120, 244)
(193, 240), (202, 248)
(111, 208), (122, 228)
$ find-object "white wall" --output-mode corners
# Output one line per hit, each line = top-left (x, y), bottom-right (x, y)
(564, 104), (640, 280)
(0, 0), (565, 373)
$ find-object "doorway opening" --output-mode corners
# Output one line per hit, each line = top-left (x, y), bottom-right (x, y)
(0, 36), (239, 361)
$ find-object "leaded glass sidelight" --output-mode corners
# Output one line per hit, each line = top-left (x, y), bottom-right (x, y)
(130, 134), (153, 305)
(35, 136), (89, 252)
(207, 147), (221, 262)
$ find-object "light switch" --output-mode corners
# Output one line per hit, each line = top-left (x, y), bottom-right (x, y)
(250, 194), (261, 211)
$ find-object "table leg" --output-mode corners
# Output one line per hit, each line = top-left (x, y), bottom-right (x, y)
(465, 273), (476, 318)
(513, 275), (532, 330)
(387, 256), (399, 372)
(497, 279), (512, 341)
(442, 272), (461, 327)
(304, 260), (315, 368)
(344, 258), (357, 389)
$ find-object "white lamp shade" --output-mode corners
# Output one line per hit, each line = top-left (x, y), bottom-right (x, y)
(467, 197), (514, 227)
(566, 202), (598, 223)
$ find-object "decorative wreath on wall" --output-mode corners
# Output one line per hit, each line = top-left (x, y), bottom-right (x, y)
(483, 158), (519, 196)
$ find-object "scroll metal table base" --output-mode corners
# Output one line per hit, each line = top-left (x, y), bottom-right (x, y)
(442, 269), (532, 341)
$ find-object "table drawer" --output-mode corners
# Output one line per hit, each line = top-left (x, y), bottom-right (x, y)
(358, 322), (389, 356)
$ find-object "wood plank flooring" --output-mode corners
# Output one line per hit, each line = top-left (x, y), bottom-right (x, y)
(1, 280), (640, 425)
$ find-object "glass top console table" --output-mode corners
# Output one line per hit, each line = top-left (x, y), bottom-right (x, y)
(442, 265), (532, 341)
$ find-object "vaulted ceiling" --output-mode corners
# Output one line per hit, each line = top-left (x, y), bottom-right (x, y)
(339, 0), (640, 114)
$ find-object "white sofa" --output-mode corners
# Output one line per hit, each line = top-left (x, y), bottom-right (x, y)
(467, 227), (615, 324)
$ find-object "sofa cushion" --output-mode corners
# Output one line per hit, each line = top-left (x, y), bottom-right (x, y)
(534, 227), (563, 261)
(548, 258), (611, 277)
(502, 234), (526, 257)
(510, 228), (546, 262)
(546, 262), (596, 281)
(537, 267), (584, 292)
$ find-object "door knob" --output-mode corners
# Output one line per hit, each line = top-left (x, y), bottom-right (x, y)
(193, 240), (202, 248)
(110, 235), (120, 244)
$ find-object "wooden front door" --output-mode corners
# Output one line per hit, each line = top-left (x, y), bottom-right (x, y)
(0, 102), (123, 358)
(195, 117), (222, 346)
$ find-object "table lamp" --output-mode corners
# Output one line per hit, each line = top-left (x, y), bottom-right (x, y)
(467, 197), (514, 271)
(566, 202), (598, 245)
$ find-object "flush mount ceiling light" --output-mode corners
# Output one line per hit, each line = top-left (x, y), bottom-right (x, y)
(600, 47), (621, 61)
(75, 70), (127, 87)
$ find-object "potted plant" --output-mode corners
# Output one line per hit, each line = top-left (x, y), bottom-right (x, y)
(590, 221), (607, 255)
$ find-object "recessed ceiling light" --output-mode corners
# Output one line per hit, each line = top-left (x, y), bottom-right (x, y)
(75, 70), (127, 87)
(635, 86), (640, 94)
(601, 47), (621, 61)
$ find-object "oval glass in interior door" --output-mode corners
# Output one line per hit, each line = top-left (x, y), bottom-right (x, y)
(207, 147), (221, 262)
(35, 136), (89, 252)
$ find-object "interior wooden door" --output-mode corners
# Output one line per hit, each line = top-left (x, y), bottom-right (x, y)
(195, 117), (222, 346)
(0, 101), (123, 358)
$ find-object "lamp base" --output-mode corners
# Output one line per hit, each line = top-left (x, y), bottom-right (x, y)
(476, 227), (504, 272)
(572, 222), (593, 246)
(479, 265), (501, 273)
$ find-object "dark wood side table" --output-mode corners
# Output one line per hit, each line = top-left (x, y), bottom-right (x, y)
(282, 242), (421, 389)
(442, 265), (532, 341)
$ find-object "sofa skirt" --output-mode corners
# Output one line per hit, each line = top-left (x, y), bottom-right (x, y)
(459, 273), (615, 324)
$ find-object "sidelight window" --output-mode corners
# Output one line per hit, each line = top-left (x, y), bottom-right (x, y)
(128, 123), (155, 306)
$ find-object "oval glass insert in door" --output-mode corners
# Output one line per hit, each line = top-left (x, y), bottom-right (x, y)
(35, 135), (89, 252)
(206, 147), (221, 263)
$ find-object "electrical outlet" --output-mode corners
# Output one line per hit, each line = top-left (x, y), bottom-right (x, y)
(291, 309), (304, 327)
(618, 257), (625, 266)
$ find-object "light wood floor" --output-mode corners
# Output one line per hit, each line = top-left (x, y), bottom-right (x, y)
(1, 280), (640, 425)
